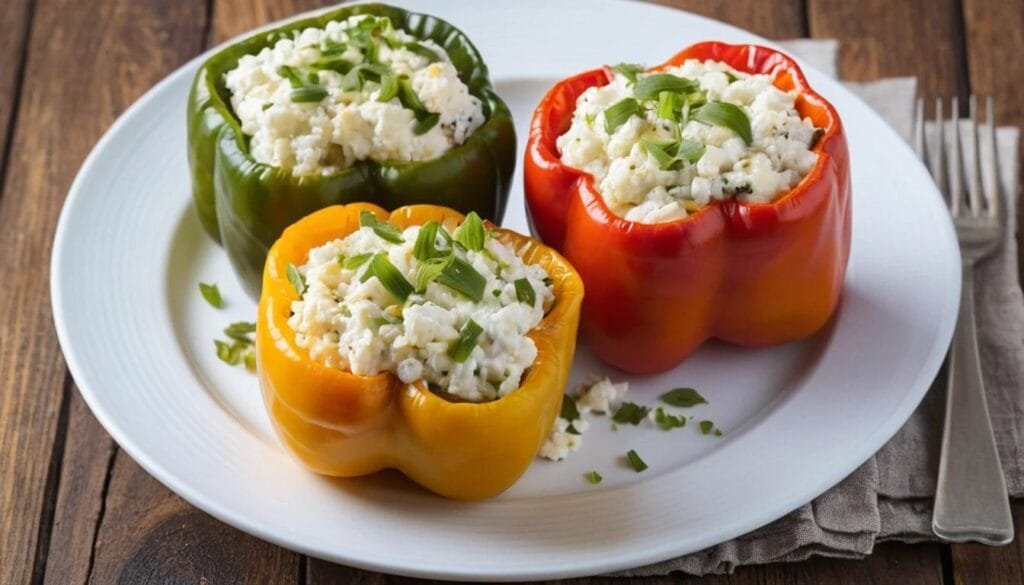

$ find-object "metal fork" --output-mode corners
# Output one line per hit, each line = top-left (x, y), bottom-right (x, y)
(914, 95), (1013, 545)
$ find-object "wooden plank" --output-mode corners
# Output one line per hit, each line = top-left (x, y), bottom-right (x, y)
(951, 501), (1024, 584)
(0, 0), (33, 181)
(807, 0), (968, 103)
(649, 0), (806, 39)
(2, 0), (218, 583)
(88, 453), (300, 584)
(42, 392), (116, 585)
(212, 0), (326, 43)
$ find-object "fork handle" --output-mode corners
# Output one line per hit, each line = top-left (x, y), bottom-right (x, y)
(932, 261), (1014, 544)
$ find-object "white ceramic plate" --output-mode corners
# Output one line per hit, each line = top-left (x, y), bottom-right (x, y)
(52, 0), (959, 580)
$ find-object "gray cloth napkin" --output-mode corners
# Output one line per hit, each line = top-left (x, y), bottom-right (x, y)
(617, 40), (1023, 576)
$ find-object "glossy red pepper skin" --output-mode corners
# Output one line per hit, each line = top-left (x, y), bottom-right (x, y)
(524, 42), (851, 374)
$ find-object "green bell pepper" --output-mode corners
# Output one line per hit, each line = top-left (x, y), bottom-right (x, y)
(187, 3), (516, 298)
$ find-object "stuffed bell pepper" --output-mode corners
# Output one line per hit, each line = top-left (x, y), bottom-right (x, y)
(256, 203), (583, 499)
(525, 42), (851, 373)
(188, 4), (516, 297)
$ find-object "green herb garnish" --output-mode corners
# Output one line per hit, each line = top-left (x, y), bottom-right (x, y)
(641, 138), (705, 170)
(653, 407), (687, 430)
(633, 73), (699, 100)
(413, 221), (441, 260)
(657, 90), (679, 122)
(224, 321), (256, 344)
(360, 211), (404, 243)
(611, 402), (650, 425)
(561, 394), (581, 422)
(692, 101), (753, 144)
(199, 282), (223, 308)
(377, 72), (398, 102)
(276, 65), (304, 87)
(626, 449), (648, 472)
(584, 470), (603, 484)
(286, 263), (306, 296)
(437, 256), (486, 302)
(413, 112), (440, 135)
(365, 252), (413, 302)
(514, 278), (536, 307)
(343, 253), (373, 270)
(453, 212), (486, 251)
(612, 62), (645, 84)
(699, 420), (714, 435)
(603, 98), (640, 135)
(413, 253), (454, 293)
(449, 319), (484, 363)
(659, 387), (708, 408)
(290, 86), (328, 103)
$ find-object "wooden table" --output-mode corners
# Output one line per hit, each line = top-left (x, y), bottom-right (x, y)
(2, 0), (1022, 582)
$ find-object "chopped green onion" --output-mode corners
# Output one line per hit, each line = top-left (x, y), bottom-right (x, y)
(449, 319), (484, 363)
(286, 263), (305, 296)
(453, 212), (486, 251)
(603, 98), (639, 135)
(714, 428), (724, 437)
(653, 407), (687, 430)
(659, 387), (708, 407)
(359, 211), (404, 243)
(413, 253), (454, 293)
(437, 256), (486, 301)
(413, 112), (440, 135)
(290, 86), (328, 103)
(243, 349), (257, 372)
(311, 56), (355, 74)
(404, 41), (440, 62)
(514, 278), (536, 306)
(657, 90), (679, 122)
(560, 394), (581, 422)
(611, 62), (645, 84)
(692, 101), (753, 144)
(566, 423), (581, 435)
(198, 282), (223, 308)
(626, 449), (648, 472)
(584, 470), (603, 484)
(215, 339), (243, 365)
(699, 420), (714, 435)
(377, 73), (398, 102)
(677, 139), (706, 164)
(633, 73), (699, 100)
(320, 38), (348, 56)
(397, 76), (426, 111)
(413, 221), (441, 260)
(724, 71), (740, 83)
(612, 402), (650, 425)
(224, 321), (256, 344)
(642, 138), (680, 171)
(343, 253), (373, 270)
(366, 253), (413, 302)
(276, 65), (304, 88)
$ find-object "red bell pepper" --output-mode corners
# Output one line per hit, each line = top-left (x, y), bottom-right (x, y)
(524, 41), (851, 374)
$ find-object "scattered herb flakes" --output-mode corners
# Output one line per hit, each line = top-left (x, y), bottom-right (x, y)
(215, 339), (241, 365)
(699, 420), (714, 435)
(199, 282), (223, 308)
(653, 407), (687, 430)
(560, 394), (581, 422)
(626, 449), (648, 472)
(243, 350), (257, 372)
(449, 318), (484, 363)
(286, 263), (306, 295)
(584, 470), (603, 485)
(224, 321), (256, 344)
(610, 423), (619, 432)
(659, 387), (707, 408)
(611, 401), (649, 425)
(714, 428), (724, 437)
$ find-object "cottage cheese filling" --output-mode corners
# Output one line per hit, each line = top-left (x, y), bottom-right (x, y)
(224, 15), (485, 175)
(557, 59), (821, 223)
(287, 213), (554, 403)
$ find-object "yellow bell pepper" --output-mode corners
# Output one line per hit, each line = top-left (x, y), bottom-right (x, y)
(256, 203), (584, 500)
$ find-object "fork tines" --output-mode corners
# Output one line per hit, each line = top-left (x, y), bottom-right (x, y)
(914, 95), (999, 221)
